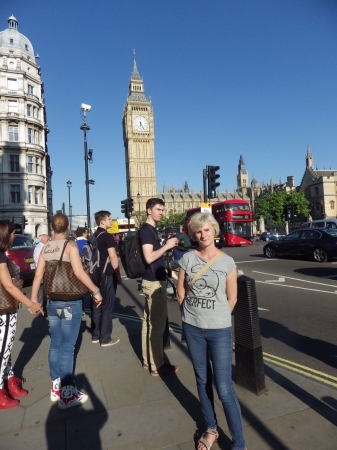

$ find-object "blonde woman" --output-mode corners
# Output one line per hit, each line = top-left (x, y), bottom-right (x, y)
(177, 213), (246, 450)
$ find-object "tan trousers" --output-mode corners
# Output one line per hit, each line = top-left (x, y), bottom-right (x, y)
(141, 279), (167, 370)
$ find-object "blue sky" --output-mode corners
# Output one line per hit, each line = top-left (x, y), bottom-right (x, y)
(2, 0), (337, 220)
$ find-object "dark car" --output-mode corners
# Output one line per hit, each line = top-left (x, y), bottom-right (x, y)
(259, 232), (271, 241)
(6, 234), (35, 280)
(263, 228), (337, 262)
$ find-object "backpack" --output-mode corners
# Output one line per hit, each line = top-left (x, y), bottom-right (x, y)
(81, 232), (109, 286)
(119, 226), (159, 279)
(119, 232), (147, 279)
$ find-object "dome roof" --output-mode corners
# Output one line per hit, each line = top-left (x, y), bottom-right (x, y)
(0, 16), (35, 58)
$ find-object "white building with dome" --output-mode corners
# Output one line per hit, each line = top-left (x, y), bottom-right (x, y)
(0, 15), (52, 237)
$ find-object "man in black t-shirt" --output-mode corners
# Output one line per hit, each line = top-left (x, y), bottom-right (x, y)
(91, 210), (122, 347)
(139, 198), (179, 376)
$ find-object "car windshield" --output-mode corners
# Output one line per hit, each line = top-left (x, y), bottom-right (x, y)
(325, 229), (337, 237)
(11, 236), (34, 249)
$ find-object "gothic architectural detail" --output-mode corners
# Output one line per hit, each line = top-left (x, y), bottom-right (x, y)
(122, 51), (156, 214)
(299, 145), (337, 219)
(0, 16), (52, 236)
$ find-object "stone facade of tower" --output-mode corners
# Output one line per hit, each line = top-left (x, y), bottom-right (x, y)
(0, 16), (52, 237)
(299, 145), (337, 219)
(122, 52), (157, 214)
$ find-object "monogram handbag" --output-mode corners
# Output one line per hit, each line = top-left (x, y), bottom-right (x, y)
(44, 241), (90, 301)
(0, 278), (24, 314)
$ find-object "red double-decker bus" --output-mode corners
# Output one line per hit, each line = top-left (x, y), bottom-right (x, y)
(183, 199), (253, 246)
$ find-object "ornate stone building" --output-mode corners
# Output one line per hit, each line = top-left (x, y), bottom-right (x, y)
(0, 16), (52, 236)
(299, 145), (337, 219)
(122, 52), (156, 214)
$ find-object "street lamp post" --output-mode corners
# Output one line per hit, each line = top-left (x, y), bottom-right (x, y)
(66, 179), (72, 230)
(80, 104), (92, 234)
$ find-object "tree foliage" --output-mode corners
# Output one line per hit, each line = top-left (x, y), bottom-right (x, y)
(134, 210), (186, 229)
(255, 191), (310, 225)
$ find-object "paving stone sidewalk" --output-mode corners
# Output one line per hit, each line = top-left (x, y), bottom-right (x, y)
(0, 306), (336, 450)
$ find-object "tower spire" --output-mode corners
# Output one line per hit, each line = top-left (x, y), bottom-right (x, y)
(131, 49), (142, 81)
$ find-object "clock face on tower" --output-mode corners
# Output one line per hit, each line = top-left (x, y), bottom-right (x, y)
(132, 115), (149, 132)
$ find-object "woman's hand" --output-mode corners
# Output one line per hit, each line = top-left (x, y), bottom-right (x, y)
(92, 291), (103, 308)
(29, 301), (44, 316)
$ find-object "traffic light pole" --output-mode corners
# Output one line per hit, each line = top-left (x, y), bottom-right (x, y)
(203, 169), (207, 202)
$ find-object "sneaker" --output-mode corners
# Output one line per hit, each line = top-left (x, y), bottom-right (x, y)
(151, 364), (179, 377)
(58, 385), (88, 410)
(101, 339), (120, 347)
(50, 378), (61, 402)
(91, 339), (99, 344)
(74, 387), (88, 404)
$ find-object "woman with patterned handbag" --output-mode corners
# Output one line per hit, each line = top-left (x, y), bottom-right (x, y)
(0, 220), (43, 410)
(31, 213), (103, 410)
(177, 213), (246, 450)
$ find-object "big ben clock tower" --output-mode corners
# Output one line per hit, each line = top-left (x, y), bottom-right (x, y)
(122, 51), (157, 215)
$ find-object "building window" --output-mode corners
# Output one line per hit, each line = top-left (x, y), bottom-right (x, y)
(33, 106), (37, 118)
(28, 156), (33, 173)
(11, 185), (20, 204)
(34, 130), (39, 144)
(315, 187), (319, 195)
(28, 128), (33, 143)
(330, 201), (335, 210)
(27, 104), (31, 116)
(9, 61), (15, 69)
(35, 157), (40, 174)
(8, 100), (18, 112)
(28, 186), (32, 204)
(10, 155), (19, 172)
(25, 44), (28, 51)
(10, 39), (14, 44)
(35, 187), (40, 204)
(7, 78), (17, 91)
(28, 84), (34, 94)
(315, 202), (320, 211)
(9, 126), (18, 141)
(9, 50), (14, 55)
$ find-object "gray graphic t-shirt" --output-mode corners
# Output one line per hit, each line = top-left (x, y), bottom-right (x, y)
(179, 251), (236, 329)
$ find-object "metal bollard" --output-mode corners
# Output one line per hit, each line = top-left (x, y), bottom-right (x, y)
(233, 275), (266, 395)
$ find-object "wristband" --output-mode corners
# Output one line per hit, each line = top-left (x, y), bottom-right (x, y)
(92, 287), (100, 295)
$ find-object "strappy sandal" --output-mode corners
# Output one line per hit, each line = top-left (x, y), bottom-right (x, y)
(197, 428), (219, 450)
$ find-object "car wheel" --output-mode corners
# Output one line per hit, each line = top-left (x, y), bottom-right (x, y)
(313, 248), (327, 263)
(264, 245), (276, 258)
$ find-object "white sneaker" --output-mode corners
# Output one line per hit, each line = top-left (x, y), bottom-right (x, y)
(50, 378), (61, 402)
(58, 385), (88, 410)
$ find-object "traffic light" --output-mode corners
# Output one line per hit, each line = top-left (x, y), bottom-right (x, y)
(207, 165), (220, 199)
(283, 204), (292, 221)
(121, 199), (130, 218)
(291, 204), (297, 218)
(21, 215), (28, 229)
(127, 197), (134, 215)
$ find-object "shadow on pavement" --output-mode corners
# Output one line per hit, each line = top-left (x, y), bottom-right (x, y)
(260, 317), (337, 369)
(45, 373), (108, 450)
(14, 313), (49, 377)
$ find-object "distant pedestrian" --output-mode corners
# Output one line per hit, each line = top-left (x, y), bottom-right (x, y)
(139, 198), (179, 376)
(76, 228), (88, 255)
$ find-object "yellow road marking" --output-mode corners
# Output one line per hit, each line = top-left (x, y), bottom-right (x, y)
(112, 312), (336, 388)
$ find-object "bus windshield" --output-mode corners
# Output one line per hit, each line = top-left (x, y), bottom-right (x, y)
(222, 221), (252, 238)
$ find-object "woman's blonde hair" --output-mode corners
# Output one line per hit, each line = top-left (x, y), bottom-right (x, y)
(188, 213), (219, 239)
(51, 214), (69, 233)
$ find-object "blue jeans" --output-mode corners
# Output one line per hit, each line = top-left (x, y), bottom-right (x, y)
(47, 299), (82, 387)
(183, 323), (246, 450)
